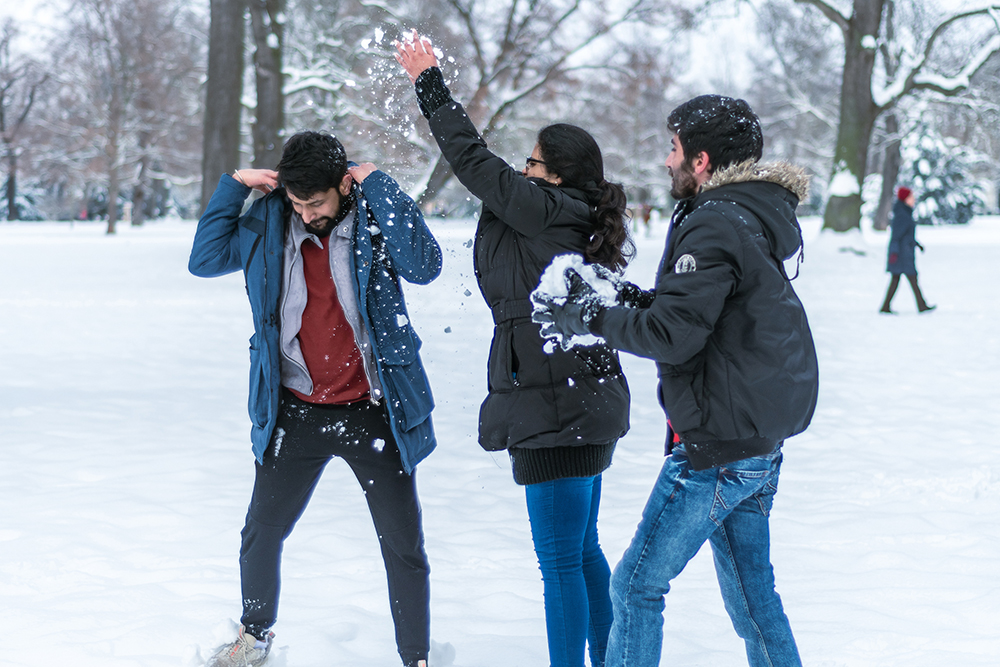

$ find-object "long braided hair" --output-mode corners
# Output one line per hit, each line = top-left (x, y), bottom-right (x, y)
(536, 123), (635, 271)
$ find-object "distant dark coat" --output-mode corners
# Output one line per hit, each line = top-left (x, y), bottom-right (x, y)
(887, 199), (918, 275)
(427, 101), (630, 453)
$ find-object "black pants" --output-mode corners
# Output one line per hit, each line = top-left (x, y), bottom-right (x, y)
(239, 390), (430, 665)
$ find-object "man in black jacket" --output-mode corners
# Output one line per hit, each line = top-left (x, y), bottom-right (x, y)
(534, 95), (819, 667)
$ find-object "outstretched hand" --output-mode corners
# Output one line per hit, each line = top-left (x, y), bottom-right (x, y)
(394, 30), (439, 83)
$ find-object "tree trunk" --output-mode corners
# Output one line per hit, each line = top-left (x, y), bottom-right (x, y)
(249, 0), (284, 170)
(874, 112), (900, 231)
(416, 153), (455, 210)
(4, 147), (16, 221)
(822, 0), (884, 233)
(872, 0), (898, 232)
(106, 167), (119, 234)
(105, 100), (121, 235)
(200, 0), (245, 215)
(132, 152), (148, 227)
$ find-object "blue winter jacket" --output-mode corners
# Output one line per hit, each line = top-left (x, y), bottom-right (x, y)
(887, 199), (918, 275)
(189, 171), (442, 473)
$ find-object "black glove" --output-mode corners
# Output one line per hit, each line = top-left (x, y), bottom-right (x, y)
(532, 300), (594, 338)
(532, 270), (605, 340)
(583, 261), (652, 309)
(618, 281), (655, 308)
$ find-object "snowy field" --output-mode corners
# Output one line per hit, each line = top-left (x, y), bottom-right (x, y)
(2, 212), (998, 667)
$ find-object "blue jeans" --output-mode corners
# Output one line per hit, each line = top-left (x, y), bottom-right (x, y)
(606, 445), (800, 667)
(525, 475), (614, 667)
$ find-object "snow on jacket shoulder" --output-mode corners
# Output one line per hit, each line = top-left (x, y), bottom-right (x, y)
(594, 160), (818, 471)
(189, 172), (441, 473)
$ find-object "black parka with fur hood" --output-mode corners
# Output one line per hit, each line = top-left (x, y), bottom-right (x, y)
(593, 160), (819, 471)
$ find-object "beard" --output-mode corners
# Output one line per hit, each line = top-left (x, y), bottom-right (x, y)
(669, 160), (700, 200)
(299, 189), (356, 238)
(304, 215), (336, 237)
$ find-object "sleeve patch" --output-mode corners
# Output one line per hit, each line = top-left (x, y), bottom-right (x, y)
(675, 254), (697, 273)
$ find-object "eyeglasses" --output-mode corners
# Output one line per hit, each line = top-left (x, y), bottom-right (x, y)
(525, 157), (548, 169)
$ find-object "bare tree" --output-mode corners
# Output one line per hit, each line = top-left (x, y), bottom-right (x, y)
(49, 0), (204, 231)
(749, 0), (841, 209)
(201, 0), (246, 214)
(795, 0), (1000, 232)
(0, 20), (48, 221)
(249, 0), (285, 169)
(68, 0), (141, 233)
(405, 0), (685, 206)
(581, 39), (679, 209)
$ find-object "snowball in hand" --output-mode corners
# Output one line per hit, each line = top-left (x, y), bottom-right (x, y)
(530, 254), (620, 351)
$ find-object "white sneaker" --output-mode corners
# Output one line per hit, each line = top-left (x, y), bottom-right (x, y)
(206, 625), (274, 667)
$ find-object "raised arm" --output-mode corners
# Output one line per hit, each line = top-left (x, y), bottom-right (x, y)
(351, 163), (442, 285)
(395, 33), (568, 238)
(189, 170), (278, 277)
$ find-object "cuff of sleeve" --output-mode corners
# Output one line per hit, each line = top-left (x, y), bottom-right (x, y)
(589, 306), (608, 335)
(414, 67), (453, 120)
(225, 172), (251, 194)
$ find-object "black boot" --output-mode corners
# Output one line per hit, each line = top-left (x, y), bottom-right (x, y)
(906, 274), (935, 312)
(880, 274), (900, 314)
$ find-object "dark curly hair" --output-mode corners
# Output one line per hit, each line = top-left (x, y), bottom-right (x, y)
(536, 123), (635, 271)
(276, 131), (348, 199)
(667, 95), (763, 173)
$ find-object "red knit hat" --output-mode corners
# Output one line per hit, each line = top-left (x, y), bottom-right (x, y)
(897, 186), (913, 201)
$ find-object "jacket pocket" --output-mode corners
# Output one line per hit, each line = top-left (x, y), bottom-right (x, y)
(382, 362), (434, 430)
(658, 356), (706, 435)
(505, 321), (554, 388)
(486, 325), (516, 392)
(377, 326), (419, 366)
(247, 341), (270, 430)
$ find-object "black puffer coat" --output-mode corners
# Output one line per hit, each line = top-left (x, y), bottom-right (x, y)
(427, 102), (630, 459)
(593, 160), (818, 471)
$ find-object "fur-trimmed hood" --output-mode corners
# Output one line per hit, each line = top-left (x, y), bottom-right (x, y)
(692, 159), (810, 263)
(702, 160), (810, 201)
(701, 160), (809, 201)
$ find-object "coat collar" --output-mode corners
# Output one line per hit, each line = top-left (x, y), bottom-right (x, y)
(701, 160), (810, 202)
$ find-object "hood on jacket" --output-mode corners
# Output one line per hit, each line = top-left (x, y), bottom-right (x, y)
(698, 160), (810, 262)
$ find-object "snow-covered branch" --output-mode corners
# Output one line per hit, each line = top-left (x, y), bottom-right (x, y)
(793, 0), (849, 35)
(283, 67), (350, 96)
(874, 5), (1000, 110)
(910, 34), (1000, 96)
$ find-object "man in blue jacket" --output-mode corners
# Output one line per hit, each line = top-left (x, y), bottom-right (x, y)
(189, 131), (441, 667)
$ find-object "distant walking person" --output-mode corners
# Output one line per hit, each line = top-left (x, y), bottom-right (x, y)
(189, 131), (440, 667)
(880, 186), (935, 314)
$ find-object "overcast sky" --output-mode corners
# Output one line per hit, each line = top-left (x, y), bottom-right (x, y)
(2, 0), (65, 52)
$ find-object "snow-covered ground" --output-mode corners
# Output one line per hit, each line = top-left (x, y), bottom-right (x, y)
(1, 213), (998, 666)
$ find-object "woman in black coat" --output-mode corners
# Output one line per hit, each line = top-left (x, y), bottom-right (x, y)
(396, 33), (632, 667)
(880, 186), (935, 313)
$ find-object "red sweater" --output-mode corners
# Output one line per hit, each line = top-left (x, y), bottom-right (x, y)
(287, 235), (371, 404)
